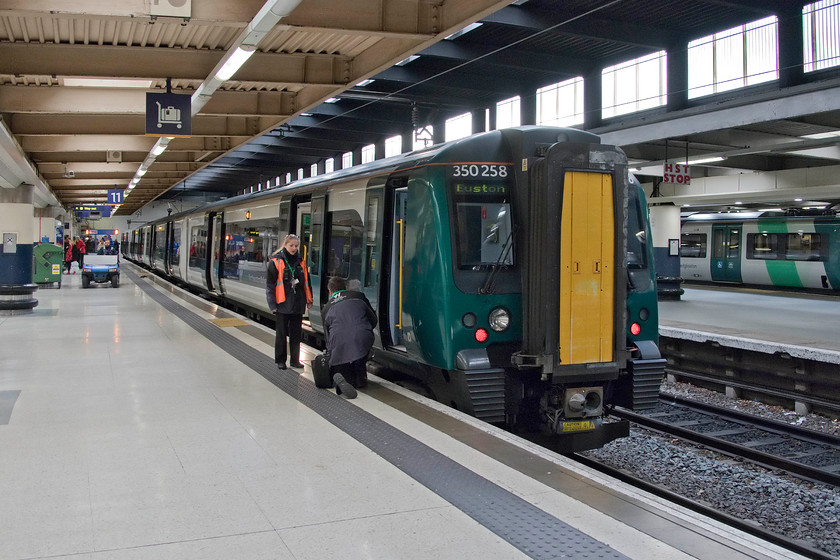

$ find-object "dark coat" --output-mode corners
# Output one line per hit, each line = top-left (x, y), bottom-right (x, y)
(322, 290), (377, 366)
(265, 249), (310, 315)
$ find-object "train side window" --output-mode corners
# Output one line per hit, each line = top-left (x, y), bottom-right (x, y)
(171, 223), (182, 267)
(626, 190), (648, 268)
(309, 198), (325, 275)
(364, 194), (382, 288)
(747, 233), (780, 259)
(327, 209), (364, 282)
(221, 216), (280, 285)
(785, 232), (823, 261)
(680, 233), (707, 258)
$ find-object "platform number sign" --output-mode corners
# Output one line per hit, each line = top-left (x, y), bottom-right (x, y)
(107, 189), (124, 205)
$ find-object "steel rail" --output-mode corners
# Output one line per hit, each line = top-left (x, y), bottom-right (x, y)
(571, 453), (837, 560)
(610, 404), (840, 487)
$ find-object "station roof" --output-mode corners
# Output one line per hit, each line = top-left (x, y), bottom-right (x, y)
(1, 0), (839, 215)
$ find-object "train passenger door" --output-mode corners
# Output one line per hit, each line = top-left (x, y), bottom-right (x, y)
(209, 213), (223, 293)
(711, 225), (742, 283)
(387, 188), (408, 349)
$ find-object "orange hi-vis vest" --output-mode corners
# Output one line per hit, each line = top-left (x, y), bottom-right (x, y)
(272, 256), (313, 304)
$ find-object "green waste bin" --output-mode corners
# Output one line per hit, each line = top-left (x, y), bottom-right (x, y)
(33, 243), (64, 287)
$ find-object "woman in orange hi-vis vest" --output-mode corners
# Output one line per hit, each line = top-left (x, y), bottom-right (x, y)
(265, 234), (313, 370)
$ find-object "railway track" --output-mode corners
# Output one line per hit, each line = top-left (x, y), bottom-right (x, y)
(571, 452), (837, 560)
(611, 395), (840, 487)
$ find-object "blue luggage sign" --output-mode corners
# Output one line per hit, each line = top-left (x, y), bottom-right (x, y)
(146, 92), (191, 137)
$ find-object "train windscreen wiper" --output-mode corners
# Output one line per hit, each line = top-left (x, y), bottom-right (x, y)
(479, 228), (515, 294)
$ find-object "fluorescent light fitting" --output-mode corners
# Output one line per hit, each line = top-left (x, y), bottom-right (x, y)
(63, 78), (153, 88)
(355, 79), (374, 87)
(299, 112), (312, 116)
(801, 131), (840, 139)
(215, 46), (257, 81)
(324, 97), (339, 103)
(151, 144), (167, 156)
(137, 168), (148, 177)
(395, 55), (419, 66)
(445, 22), (482, 40)
(686, 156), (725, 165)
(794, 198), (803, 201)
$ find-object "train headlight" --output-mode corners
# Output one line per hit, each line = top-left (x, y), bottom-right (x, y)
(630, 322), (641, 336)
(462, 312), (477, 328)
(474, 328), (488, 343)
(488, 307), (510, 332)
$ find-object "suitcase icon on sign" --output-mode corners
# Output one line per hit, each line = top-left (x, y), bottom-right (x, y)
(156, 101), (182, 129)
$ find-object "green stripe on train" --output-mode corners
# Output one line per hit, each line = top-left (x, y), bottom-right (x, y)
(757, 219), (803, 288)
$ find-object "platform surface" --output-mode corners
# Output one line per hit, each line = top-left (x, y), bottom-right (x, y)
(659, 285), (840, 353)
(0, 266), (811, 560)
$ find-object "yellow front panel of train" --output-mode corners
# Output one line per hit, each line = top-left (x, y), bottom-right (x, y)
(559, 171), (614, 364)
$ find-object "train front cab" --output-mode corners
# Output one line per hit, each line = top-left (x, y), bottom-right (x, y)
(511, 139), (661, 452)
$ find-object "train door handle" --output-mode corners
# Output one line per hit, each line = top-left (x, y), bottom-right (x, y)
(594, 260), (601, 273)
(573, 261), (580, 274)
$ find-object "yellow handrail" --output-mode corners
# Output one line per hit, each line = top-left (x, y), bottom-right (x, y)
(397, 218), (404, 329)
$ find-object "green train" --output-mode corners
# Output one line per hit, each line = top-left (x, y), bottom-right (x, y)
(681, 212), (840, 291)
(127, 126), (664, 452)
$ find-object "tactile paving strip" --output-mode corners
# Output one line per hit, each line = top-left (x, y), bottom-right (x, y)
(125, 268), (628, 560)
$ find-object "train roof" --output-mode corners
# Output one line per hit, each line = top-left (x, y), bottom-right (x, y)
(682, 209), (840, 222)
(131, 126), (599, 228)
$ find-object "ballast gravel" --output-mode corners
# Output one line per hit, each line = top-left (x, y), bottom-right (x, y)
(583, 380), (840, 558)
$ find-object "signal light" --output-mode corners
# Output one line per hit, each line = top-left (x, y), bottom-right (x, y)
(630, 322), (641, 336)
(474, 328), (488, 343)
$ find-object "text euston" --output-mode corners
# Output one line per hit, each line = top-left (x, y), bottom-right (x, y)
(450, 164), (510, 178)
(454, 183), (508, 194)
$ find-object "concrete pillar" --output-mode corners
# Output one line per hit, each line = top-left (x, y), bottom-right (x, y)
(34, 207), (63, 244)
(520, 89), (537, 126)
(471, 109), (486, 134)
(779, 6), (805, 89)
(0, 184), (38, 312)
(648, 203), (683, 300)
(583, 69), (603, 130)
(666, 41), (688, 113)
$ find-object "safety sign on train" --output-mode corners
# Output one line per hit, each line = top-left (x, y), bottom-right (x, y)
(145, 92), (191, 137)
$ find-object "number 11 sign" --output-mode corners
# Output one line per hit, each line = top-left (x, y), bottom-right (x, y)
(107, 189), (124, 205)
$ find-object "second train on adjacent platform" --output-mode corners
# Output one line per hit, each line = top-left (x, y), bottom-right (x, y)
(125, 126), (665, 452)
(680, 211), (840, 291)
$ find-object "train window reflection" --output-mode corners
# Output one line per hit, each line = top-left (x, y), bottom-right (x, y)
(627, 190), (648, 268)
(455, 202), (514, 268)
(785, 232), (823, 261)
(747, 232), (780, 259)
(680, 233), (707, 258)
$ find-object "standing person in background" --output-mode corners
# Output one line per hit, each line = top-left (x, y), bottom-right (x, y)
(64, 238), (73, 274)
(322, 276), (377, 398)
(265, 234), (312, 370)
(73, 237), (84, 270)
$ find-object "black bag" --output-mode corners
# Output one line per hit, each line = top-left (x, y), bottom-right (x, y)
(312, 352), (333, 388)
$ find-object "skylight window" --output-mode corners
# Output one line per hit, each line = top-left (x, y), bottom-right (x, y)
(602, 51), (667, 118)
(688, 16), (778, 98)
(804, 0), (840, 71)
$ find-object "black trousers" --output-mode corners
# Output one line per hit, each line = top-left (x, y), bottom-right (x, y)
(331, 357), (367, 388)
(275, 312), (302, 365)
